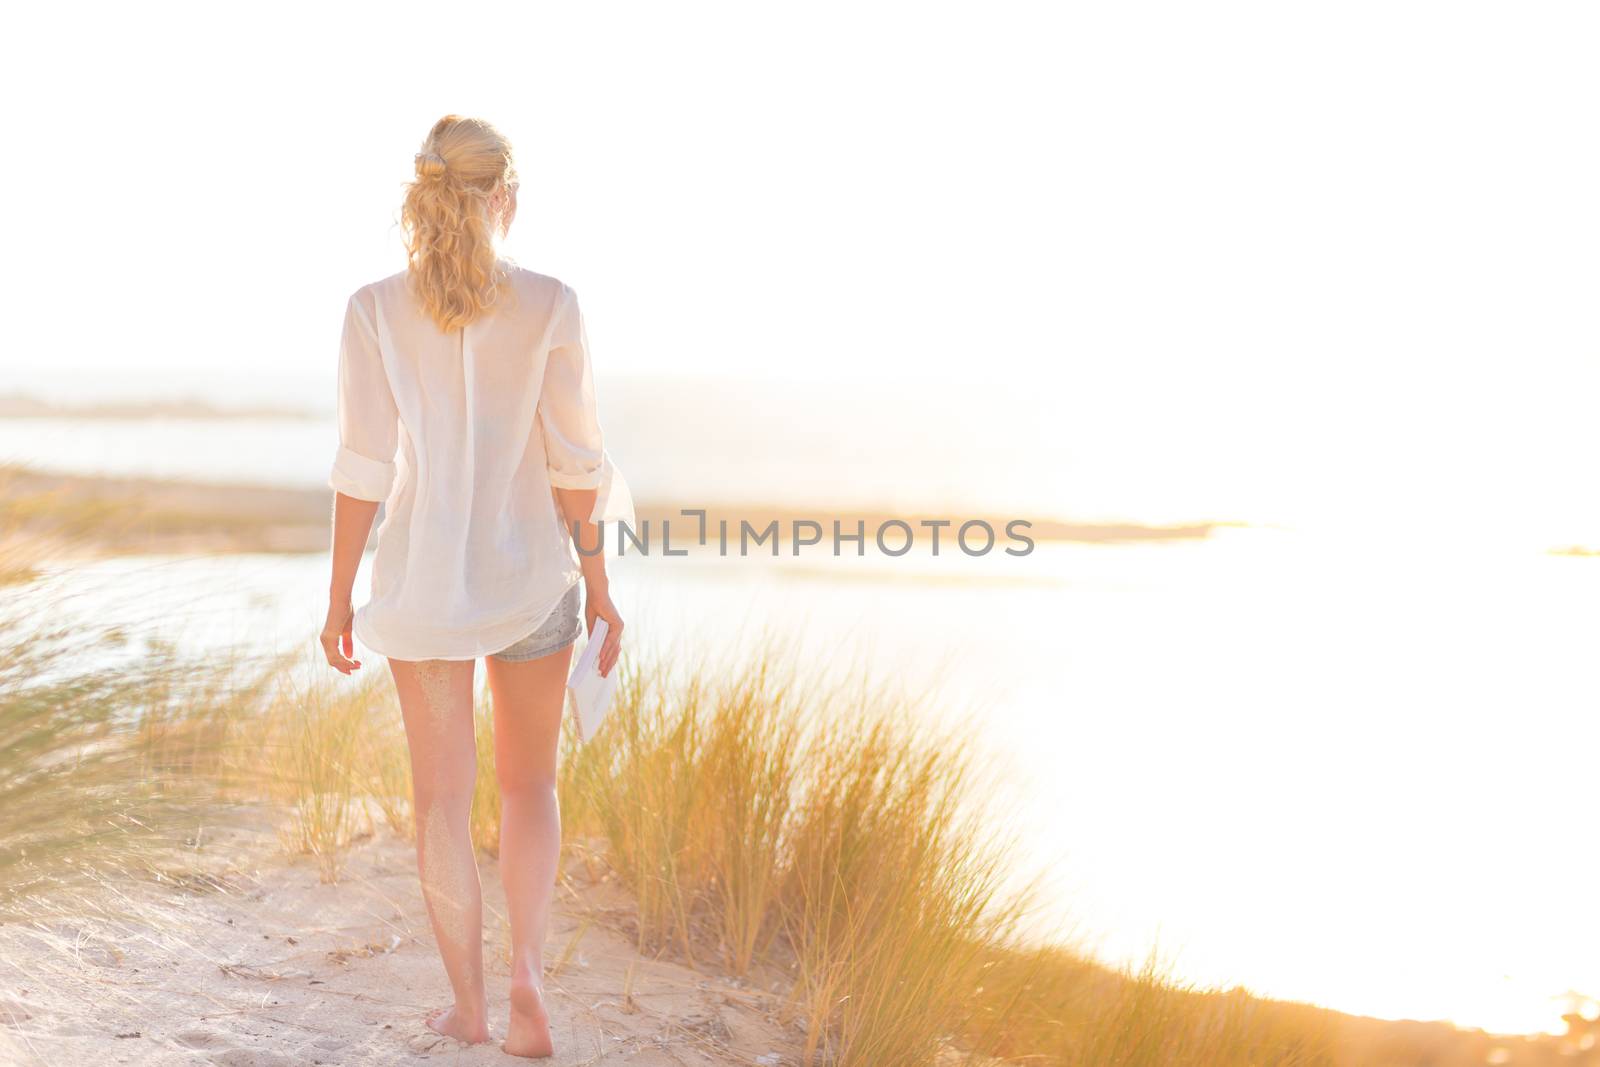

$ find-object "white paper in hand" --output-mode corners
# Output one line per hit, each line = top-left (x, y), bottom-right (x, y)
(566, 617), (619, 743)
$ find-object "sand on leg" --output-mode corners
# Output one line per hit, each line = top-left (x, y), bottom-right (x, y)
(388, 656), (490, 1045)
(485, 645), (571, 1059)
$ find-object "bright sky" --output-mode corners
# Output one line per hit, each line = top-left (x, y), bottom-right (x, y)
(6, 0), (1598, 546)
(5, 2), (1599, 542)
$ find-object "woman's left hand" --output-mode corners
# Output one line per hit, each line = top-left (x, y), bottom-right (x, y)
(584, 582), (624, 677)
(320, 597), (362, 673)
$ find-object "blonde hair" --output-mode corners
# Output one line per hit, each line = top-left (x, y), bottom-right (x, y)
(400, 115), (519, 332)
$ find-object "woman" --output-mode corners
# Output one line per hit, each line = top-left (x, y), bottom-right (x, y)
(317, 114), (629, 1058)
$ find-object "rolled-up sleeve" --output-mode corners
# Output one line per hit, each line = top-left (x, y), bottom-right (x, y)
(537, 285), (635, 526)
(539, 285), (607, 490)
(328, 287), (399, 502)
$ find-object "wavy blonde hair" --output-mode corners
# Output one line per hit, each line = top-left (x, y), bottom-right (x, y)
(400, 115), (519, 332)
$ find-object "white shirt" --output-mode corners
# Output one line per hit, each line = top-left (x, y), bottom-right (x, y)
(329, 263), (633, 661)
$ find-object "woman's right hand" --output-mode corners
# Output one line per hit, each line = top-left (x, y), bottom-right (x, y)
(584, 581), (624, 677)
(320, 597), (362, 674)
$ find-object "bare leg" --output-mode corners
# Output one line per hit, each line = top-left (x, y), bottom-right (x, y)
(485, 645), (572, 1058)
(388, 657), (490, 1045)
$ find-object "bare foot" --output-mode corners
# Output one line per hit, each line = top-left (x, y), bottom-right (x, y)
(503, 975), (554, 1058)
(425, 1004), (491, 1045)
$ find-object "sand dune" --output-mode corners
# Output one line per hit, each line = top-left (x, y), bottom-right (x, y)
(0, 823), (801, 1067)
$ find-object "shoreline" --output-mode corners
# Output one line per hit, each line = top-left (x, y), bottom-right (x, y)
(0, 465), (1229, 562)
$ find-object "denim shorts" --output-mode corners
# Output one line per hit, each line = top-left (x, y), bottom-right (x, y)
(489, 583), (583, 662)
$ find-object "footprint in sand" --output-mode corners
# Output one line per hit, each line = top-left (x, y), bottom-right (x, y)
(174, 1029), (222, 1048)
(208, 1049), (298, 1067)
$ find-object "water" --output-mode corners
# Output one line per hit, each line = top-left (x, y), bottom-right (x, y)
(0, 382), (1275, 525)
(25, 529), (1600, 1037)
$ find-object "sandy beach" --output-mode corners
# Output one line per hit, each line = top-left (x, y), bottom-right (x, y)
(0, 820), (803, 1067)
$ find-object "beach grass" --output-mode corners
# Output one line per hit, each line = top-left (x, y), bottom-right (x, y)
(358, 688), (415, 840)
(260, 654), (377, 882)
(0, 543), (275, 913)
(469, 691), (503, 856)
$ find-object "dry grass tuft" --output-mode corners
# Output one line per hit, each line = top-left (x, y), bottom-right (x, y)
(547, 639), (1030, 1066)
(469, 690), (502, 856)
(354, 688), (414, 839)
(258, 652), (381, 882)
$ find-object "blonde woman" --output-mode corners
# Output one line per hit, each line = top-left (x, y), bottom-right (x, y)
(318, 115), (630, 1058)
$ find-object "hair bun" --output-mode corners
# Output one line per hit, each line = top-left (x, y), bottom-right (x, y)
(414, 150), (448, 180)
